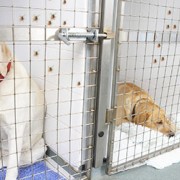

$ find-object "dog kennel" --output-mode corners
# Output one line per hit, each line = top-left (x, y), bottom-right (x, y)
(0, 0), (180, 179)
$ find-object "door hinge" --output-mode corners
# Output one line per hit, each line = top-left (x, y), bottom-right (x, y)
(106, 107), (117, 124)
(57, 28), (114, 45)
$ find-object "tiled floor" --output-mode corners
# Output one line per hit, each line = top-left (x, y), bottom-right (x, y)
(92, 163), (180, 180)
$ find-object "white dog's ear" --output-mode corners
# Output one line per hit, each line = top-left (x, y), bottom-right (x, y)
(0, 43), (12, 76)
(1, 43), (12, 60)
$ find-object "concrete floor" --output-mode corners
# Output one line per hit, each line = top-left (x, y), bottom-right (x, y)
(92, 163), (180, 180)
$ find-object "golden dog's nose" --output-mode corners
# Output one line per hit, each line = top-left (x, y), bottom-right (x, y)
(168, 131), (175, 138)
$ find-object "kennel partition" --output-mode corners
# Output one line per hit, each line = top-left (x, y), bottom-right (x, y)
(0, 0), (103, 179)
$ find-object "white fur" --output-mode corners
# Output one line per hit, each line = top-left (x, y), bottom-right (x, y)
(0, 44), (46, 180)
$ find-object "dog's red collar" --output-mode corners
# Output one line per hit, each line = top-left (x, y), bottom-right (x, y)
(0, 62), (11, 82)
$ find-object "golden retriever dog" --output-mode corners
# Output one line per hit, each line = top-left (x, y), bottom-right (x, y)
(116, 83), (176, 137)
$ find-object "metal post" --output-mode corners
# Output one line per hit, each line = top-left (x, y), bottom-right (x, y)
(93, 0), (118, 168)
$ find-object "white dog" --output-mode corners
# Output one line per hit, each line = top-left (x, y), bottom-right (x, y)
(0, 43), (46, 180)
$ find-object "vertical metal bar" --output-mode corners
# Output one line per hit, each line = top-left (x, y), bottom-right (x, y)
(105, 0), (122, 174)
(93, 0), (117, 168)
(80, 1), (90, 178)
(81, 2), (95, 178)
(44, 1), (48, 179)
(28, 1), (34, 178)
(12, 1), (19, 179)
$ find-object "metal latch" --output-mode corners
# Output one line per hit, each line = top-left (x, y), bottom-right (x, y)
(58, 28), (114, 45)
(106, 107), (117, 124)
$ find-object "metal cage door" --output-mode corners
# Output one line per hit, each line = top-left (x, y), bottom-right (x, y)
(106, 0), (180, 175)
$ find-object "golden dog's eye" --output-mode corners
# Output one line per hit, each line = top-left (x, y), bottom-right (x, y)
(157, 121), (163, 125)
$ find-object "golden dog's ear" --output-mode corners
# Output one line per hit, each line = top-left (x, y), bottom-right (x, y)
(133, 111), (151, 125)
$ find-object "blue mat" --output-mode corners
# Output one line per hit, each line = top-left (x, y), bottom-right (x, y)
(0, 161), (66, 180)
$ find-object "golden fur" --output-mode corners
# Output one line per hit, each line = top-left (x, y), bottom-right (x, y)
(116, 83), (176, 137)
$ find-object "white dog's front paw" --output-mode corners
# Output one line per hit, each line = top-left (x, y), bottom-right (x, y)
(5, 169), (18, 180)
(5, 175), (17, 180)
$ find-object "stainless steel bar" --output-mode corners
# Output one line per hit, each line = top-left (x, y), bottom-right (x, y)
(46, 147), (86, 179)
(105, 0), (122, 174)
(93, 0), (117, 168)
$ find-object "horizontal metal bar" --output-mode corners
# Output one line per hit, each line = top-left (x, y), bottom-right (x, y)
(65, 32), (107, 38)
(107, 142), (180, 175)
(58, 28), (108, 45)
(46, 146), (86, 179)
